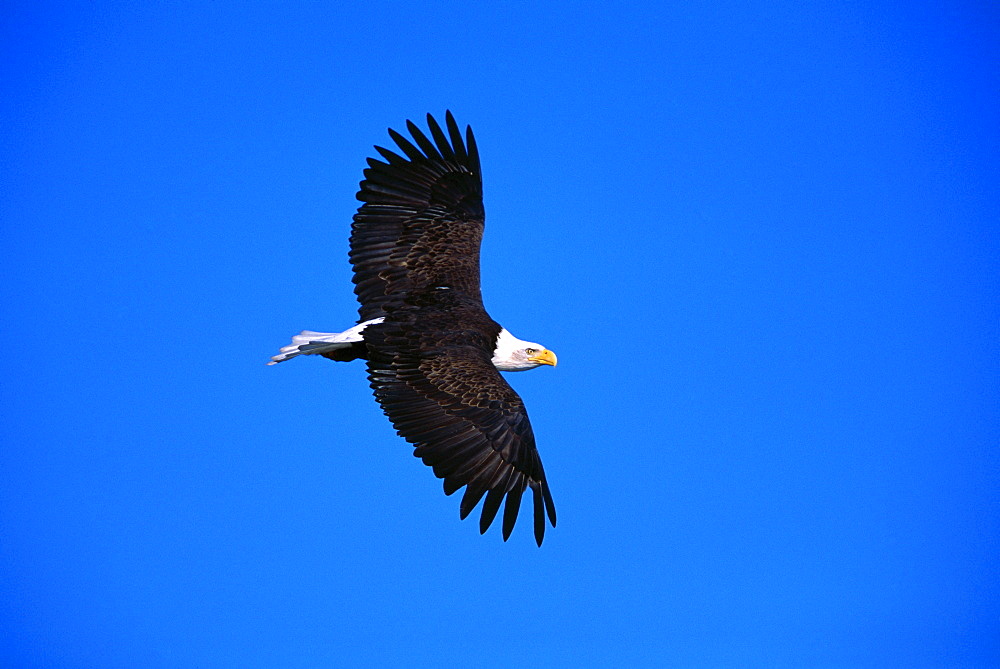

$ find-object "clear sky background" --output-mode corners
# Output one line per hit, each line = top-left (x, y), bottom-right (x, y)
(2, 2), (998, 667)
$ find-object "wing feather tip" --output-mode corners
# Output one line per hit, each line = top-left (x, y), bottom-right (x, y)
(442, 477), (463, 496)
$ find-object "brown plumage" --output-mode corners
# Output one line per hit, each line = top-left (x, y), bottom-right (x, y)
(346, 112), (556, 545)
(351, 113), (485, 322)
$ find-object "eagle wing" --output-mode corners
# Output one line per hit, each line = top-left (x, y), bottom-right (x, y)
(364, 289), (557, 546)
(350, 110), (485, 322)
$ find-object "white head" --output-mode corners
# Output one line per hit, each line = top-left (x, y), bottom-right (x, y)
(491, 328), (558, 372)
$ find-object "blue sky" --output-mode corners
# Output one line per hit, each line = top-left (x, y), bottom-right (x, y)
(2, 2), (997, 667)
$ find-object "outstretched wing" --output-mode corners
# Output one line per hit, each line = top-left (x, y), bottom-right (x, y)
(364, 290), (557, 546)
(351, 111), (484, 322)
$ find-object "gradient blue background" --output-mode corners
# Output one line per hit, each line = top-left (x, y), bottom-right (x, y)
(3, 2), (998, 667)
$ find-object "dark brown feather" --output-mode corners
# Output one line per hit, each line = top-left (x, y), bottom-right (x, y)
(364, 286), (556, 545)
(351, 112), (484, 323)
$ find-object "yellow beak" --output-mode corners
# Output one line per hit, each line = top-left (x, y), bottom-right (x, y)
(528, 349), (558, 367)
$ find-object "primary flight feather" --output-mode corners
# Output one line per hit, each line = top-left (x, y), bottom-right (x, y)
(271, 112), (558, 545)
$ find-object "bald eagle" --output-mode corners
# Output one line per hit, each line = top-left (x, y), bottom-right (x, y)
(270, 112), (558, 546)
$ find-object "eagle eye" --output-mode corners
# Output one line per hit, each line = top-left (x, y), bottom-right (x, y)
(525, 348), (537, 355)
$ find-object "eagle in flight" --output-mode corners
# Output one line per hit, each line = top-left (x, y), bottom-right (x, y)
(270, 112), (558, 545)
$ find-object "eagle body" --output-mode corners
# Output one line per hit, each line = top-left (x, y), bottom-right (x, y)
(272, 112), (557, 545)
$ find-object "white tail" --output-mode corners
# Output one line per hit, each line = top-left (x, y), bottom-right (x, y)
(268, 318), (383, 365)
